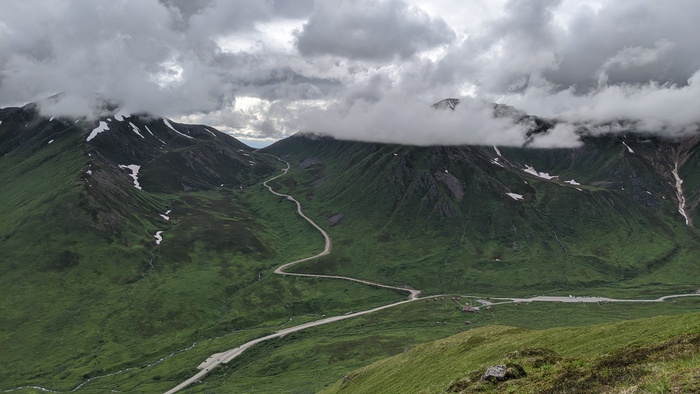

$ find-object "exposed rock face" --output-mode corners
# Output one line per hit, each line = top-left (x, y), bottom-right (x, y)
(435, 171), (464, 201)
(481, 363), (526, 382)
(328, 213), (344, 226)
(298, 157), (322, 169)
(431, 98), (460, 110)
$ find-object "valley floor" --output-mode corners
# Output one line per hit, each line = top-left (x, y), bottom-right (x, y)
(163, 157), (700, 393)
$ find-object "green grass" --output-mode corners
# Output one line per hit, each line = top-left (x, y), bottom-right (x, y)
(144, 297), (700, 393)
(0, 139), (405, 392)
(263, 139), (700, 298)
(4, 126), (700, 394)
(319, 310), (700, 394)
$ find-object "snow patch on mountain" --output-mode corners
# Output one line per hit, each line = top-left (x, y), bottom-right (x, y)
(565, 179), (580, 186)
(523, 165), (557, 180)
(48, 140), (54, 144)
(159, 209), (172, 221)
(163, 119), (193, 139)
(154, 231), (163, 245)
(49, 117), (54, 122)
(622, 142), (634, 153)
(672, 161), (690, 226)
(129, 122), (145, 139)
(144, 125), (155, 136)
(206, 128), (217, 137)
(493, 146), (502, 157)
(118, 164), (142, 190)
(506, 192), (523, 200)
(87, 121), (109, 141)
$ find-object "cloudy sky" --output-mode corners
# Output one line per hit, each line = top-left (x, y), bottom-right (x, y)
(1, 0), (699, 147)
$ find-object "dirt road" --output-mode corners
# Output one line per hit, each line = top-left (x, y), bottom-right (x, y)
(490, 293), (700, 304)
(164, 157), (422, 394)
(163, 156), (698, 394)
(264, 158), (420, 300)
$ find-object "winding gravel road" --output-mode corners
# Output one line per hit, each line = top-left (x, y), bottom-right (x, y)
(164, 157), (421, 394)
(163, 156), (699, 394)
(264, 158), (421, 300)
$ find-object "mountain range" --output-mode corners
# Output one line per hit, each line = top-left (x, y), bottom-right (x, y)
(1, 99), (699, 392)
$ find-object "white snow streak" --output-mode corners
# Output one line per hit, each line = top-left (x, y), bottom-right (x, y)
(523, 165), (557, 180)
(48, 140), (54, 144)
(672, 161), (690, 226)
(206, 128), (217, 137)
(154, 231), (163, 245)
(144, 125), (155, 136)
(163, 119), (193, 139)
(622, 141), (635, 153)
(49, 117), (54, 122)
(118, 164), (142, 190)
(160, 214), (170, 221)
(86, 121), (109, 141)
(86, 170), (92, 175)
(129, 122), (145, 139)
(492, 158), (505, 167)
(493, 146), (502, 157)
(506, 192), (524, 201)
(564, 179), (580, 186)
(0, 120), (3, 126)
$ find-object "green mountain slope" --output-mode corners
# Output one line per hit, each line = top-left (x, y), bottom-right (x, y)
(265, 134), (700, 297)
(3, 98), (700, 393)
(321, 311), (700, 394)
(0, 104), (406, 392)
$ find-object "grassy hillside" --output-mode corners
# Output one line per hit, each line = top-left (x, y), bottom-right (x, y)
(161, 296), (700, 393)
(321, 311), (700, 394)
(0, 113), (404, 392)
(265, 135), (700, 297)
(3, 110), (700, 394)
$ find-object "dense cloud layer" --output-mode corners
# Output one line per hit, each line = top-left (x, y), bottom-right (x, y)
(296, 0), (455, 60)
(1, 0), (699, 146)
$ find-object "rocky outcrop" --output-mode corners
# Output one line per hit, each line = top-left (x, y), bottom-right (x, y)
(480, 363), (526, 382)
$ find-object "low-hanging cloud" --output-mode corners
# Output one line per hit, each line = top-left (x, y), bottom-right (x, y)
(298, 95), (562, 147)
(295, 0), (700, 146)
(1, 0), (699, 147)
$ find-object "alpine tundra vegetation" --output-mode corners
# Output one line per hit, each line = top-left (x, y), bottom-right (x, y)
(2, 0), (700, 393)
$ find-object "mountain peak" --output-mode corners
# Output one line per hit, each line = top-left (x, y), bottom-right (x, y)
(431, 98), (460, 111)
